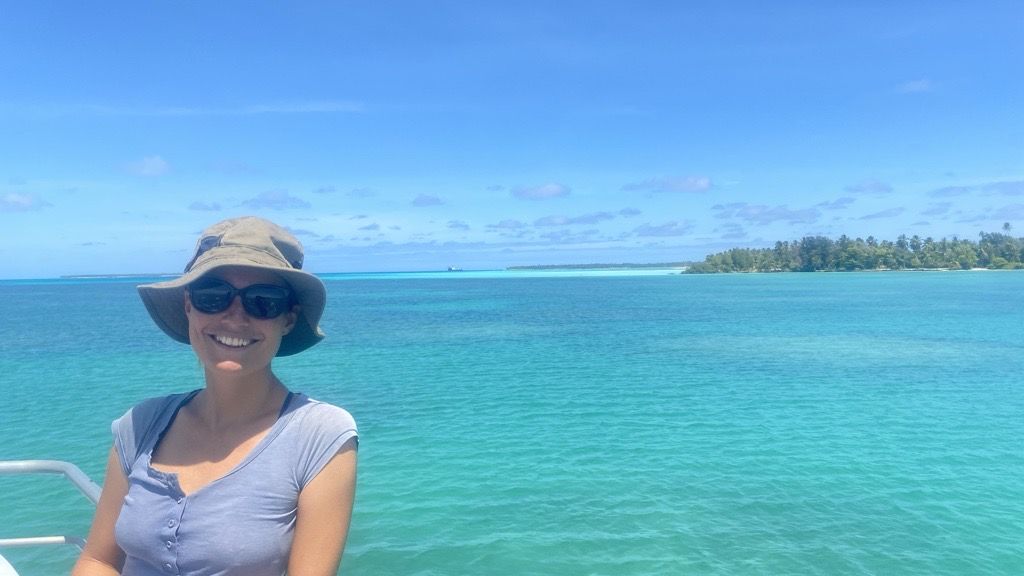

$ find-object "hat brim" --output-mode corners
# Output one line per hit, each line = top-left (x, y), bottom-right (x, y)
(138, 260), (326, 357)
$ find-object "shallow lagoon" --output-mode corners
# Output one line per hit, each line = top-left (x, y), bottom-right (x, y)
(1, 271), (1022, 575)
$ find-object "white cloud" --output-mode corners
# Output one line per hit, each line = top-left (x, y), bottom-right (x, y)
(929, 185), (972, 198)
(713, 203), (820, 225)
(511, 183), (570, 200)
(716, 223), (747, 240)
(619, 207), (642, 217)
(633, 221), (695, 237)
(412, 194), (444, 207)
(817, 197), (856, 210)
(858, 207), (906, 220)
(920, 202), (952, 216)
(985, 180), (1024, 196)
(538, 229), (603, 244)
(487, 219), (528, 230)
(447, 220), (470, 231)
(242, 190), (311, 210)
(0, 193), (51, 212)
(928, 180), (1024, 198)
(621, 176), (712, 193)
(990, 204), (1024, 220)
(127, 155), (170, 177)
(534, 211), (616, 226)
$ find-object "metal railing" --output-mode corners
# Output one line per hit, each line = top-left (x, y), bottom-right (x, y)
(0, 460), (100, 554)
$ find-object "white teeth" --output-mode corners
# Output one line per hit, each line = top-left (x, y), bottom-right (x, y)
(215, 335), (253, 348)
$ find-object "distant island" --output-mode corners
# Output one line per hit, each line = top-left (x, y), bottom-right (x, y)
(508, 262), (691, 271)
(685, 226), (1022, 273)
(59, 273), (177, 279)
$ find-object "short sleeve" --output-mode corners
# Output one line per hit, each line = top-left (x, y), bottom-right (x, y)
(110, 393), (193, 476)
(294, 402), (358, 489)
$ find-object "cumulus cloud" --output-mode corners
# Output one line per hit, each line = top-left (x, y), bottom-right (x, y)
(486, 185), (506, 192)
(533, 211), (616, 227)
(287, 228), (320, 238)
(920, 202), (952, 216)
(929, 180), (1024, 198)
(621, 176), (712, 193)
(242, 190), (311, 210)
(347, 188), (376, 198)
(447, 220), (470, 231)
(126, 155), (170, 177)
(858, 207), (906, 220)
(313, 186), (336, 194)
(511, 183), (570, 200)
(633, 221), (695, 237)
(713, 203), (820, 225)
(896, 79), (933, 94)
(844, 180), (892, 195)
(991, 204), (1024, 220)
(619, 207), (642, 217)
(412, 194), (444, 207)
(929, 186), (972, 198)
(188, 201), (222, 211)
(358, 223), (380, 231)
(538, 229), (602, 243)
(0, 192), (51, 212)
(487, 219), (527, 230)
(986, 180), (1024, 196)
(717, 223), (748, 240)
(817, 197), (856, 210)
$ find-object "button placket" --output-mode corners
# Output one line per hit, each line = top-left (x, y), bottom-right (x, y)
(159, 478), (187, 574)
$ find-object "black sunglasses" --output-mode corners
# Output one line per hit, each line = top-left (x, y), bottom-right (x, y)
(188, 278), (294, 319)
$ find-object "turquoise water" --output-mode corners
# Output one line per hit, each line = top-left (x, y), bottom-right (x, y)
(1, 271), (1022, 575)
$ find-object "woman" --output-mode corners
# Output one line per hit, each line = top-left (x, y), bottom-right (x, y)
(73, 217), (358, 576)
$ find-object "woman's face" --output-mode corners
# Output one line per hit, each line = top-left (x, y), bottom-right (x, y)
(184, 266), (298, 376)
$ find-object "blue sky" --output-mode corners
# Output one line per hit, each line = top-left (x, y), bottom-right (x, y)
(1, 1), (1021, 277)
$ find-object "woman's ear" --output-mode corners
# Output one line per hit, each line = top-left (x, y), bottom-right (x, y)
(282, 305), (300, 335)
(183, 290), (192, 314)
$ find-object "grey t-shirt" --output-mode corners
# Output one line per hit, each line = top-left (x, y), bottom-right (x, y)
(112, 390), (357, 576)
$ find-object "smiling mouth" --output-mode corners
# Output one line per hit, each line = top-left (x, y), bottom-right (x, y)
(213, 335), (255, 348)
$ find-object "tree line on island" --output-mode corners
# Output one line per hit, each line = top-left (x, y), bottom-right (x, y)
(685, 224), (1023, 273)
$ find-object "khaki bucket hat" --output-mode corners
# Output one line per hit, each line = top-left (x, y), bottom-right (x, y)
(138, 216), (326, 356)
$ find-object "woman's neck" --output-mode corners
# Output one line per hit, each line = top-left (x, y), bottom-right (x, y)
(195, 369), (288, 430)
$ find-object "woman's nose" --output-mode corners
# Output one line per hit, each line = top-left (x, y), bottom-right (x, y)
(222, 294), (248, 319)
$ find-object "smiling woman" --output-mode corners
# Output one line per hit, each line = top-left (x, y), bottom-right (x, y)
(71, 217), (358, 576)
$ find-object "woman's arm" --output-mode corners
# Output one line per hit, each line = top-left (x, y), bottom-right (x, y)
(288, 439), (358, 576)
(71, 446), (127, 576)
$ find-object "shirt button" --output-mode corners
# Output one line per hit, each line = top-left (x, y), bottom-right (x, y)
(163, 563), (173, 572)
(167, 519), (176, 527)
(166, 540), (173, 549)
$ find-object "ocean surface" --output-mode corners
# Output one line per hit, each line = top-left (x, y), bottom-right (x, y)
(1, 270), (1022, 575)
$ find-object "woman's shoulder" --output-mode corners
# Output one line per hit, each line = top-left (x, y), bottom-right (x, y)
(118, 390), (198, 424)
(288, 394), (357, 434)
(111, 390), (199, 475)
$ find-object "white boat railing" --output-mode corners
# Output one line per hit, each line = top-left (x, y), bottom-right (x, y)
(0, 459), (100, 559)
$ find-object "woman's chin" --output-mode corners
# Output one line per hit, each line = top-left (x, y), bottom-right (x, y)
(213, 360), (244, 372)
